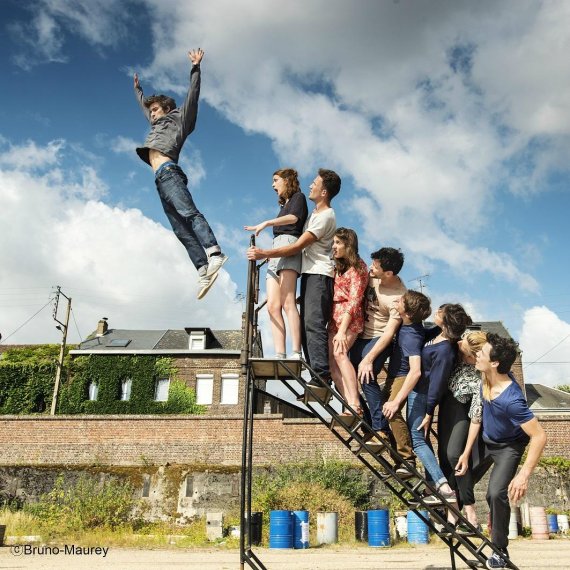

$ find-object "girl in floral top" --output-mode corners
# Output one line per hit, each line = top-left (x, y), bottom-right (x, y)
(328, 228), (369, 416)
(438, 330), (487, 530)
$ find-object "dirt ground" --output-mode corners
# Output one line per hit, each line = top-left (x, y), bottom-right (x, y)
(1, 538), (569, 569)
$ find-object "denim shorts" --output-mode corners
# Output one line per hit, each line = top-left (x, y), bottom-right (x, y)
(267, 234), (302, 280)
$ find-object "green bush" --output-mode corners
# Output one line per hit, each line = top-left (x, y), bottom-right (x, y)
(0, 345), (63, 413)
(0, 347), (205, 415)
(26, 474), (137, 533)
(253, 458), (370, 510)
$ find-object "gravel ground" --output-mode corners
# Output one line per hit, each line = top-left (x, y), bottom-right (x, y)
(1, 538), (569, 569)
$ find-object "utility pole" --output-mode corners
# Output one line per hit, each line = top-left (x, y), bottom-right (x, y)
(51, 286), (71, 415)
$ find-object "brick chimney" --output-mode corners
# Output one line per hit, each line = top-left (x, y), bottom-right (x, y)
(96, 318), (108, 336)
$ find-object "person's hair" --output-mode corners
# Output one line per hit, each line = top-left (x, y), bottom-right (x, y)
(488, 333), (519, 374)
(273, 168), (301, 205)
(402, 290), (431, 324)
(145, 94), (177, 113)
(318, 168), (341, 201)
(462, 330), (488, 358)
(370, 247), (404, 275)
(333, 228), (366, 275)
(481, 333), (519, 400)
(439, 303), (473, 342)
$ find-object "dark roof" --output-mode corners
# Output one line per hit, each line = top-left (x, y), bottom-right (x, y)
(525, 384), (570, 414)
(76, 328), (242, 352)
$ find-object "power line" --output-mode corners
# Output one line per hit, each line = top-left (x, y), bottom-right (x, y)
(71, 307), (83, 342)
(0, 298), (54, 344)
(523, 333), (570, 369)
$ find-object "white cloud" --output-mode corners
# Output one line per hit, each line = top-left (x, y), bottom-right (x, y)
(9, 0), (131, 69)
(0, 138), (64, 170)
(110, 136), (139, 156)
(0, 139), (241, 344)
(519, 306), (570, 388)
(130, 0), (567, 292)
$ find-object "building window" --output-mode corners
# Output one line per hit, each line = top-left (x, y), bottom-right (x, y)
(189, 330), (206, 350)
(154, 378), (170, 402)
(121, 378), (132, 401)
(88, 381), (98, 401)
(221, 373), (239, 405)
(196, 374), (214, 405)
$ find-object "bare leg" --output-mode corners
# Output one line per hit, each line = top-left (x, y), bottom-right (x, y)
(329, 333), (346, 399)
(464, 504), (478, 525)
(266, 276), (286, 355)
(279, 270), (301, 353)
(330, 331), (360, 410)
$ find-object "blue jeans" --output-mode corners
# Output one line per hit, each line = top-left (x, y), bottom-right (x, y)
(407, 390), (446, 487)
(155, 163), (220, 271)
(349, 337), (391, 432)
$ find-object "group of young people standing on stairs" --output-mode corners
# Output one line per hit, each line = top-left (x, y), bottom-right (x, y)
(244, 166), (547, 570)
(133, 47), (546, 570)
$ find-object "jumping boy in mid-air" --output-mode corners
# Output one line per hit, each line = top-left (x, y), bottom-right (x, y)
(134, 48), (227, 299)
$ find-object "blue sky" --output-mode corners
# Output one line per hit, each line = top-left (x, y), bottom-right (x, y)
(0, 0), (569, 387)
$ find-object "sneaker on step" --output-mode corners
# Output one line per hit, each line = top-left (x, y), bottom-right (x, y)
(486, 550), (508, 569)
(422, 488), (456, 506)
(197, 270), (219, 300)
(395, 464), (415, 479)
(206, 253), (228, 277)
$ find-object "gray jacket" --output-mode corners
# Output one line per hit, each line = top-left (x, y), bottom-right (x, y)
(135, 64), (201, 166)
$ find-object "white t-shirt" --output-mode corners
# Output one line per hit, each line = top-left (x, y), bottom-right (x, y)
(301, 207), (336, 277)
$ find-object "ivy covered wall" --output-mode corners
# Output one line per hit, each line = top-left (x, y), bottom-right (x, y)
(59, 354), (204, 415)
(0, 346), (204, 415)
(0, 345), (61, 414)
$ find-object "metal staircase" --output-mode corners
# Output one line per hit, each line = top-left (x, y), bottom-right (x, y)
(239, 240), (520, 570)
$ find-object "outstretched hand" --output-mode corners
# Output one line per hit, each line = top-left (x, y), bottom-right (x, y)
(188, 48), (204, 66)
(134, 73), (140, 89)
(244, 222), (268, 236)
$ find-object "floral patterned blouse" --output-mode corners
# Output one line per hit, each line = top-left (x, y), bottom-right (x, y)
(448, 362), (483, 422)
(330, 259), (369, 334)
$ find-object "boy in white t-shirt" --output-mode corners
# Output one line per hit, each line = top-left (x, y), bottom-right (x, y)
(247, 169), (341, 383)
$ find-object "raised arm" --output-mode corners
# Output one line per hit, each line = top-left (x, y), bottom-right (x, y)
(180, 48), (204, 136)
(133, 73), (151, 122)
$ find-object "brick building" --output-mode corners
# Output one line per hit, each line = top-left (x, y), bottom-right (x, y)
(69, 319), (262, 415)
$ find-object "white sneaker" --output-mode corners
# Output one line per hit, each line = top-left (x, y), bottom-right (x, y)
(197, 271), (219, 300)
(206, 254), (228, 277)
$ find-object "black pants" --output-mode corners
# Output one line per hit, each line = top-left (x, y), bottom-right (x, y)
(300, 273), (334, 381)
(438, 391), (476, 507)
(472, 439), (527, 551)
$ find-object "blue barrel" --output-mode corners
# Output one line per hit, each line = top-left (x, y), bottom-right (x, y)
(547, 514), (559, 533)
(269, 510), (293, 549)
(407, 510), (429, 544)
(368, 509), (390, 547)
(293, 510), (309, 549)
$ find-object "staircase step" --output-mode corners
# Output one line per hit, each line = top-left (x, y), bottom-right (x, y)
(297, 386), (332, 405)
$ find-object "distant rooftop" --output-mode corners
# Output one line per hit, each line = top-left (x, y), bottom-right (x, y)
(72, 327), (243, 354)
(526, 384), (570, 414)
